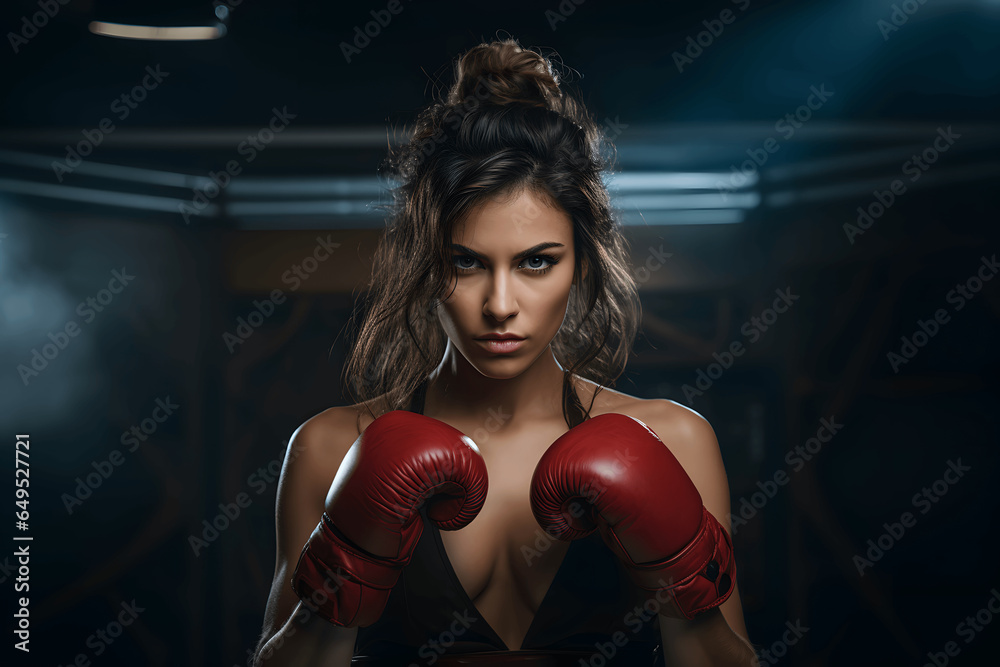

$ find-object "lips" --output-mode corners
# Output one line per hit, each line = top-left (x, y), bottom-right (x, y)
(475, 334), (525, 341)
(477, 338), (525, 354)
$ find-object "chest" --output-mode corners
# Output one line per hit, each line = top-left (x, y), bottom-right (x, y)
(436, 424), (572, 605)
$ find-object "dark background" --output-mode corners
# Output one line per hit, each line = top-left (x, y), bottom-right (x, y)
(1, 0), (998, 665)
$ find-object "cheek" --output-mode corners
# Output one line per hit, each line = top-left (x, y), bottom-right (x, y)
(534, 283), (574, 326)
(436, 297), (470, 335)
(541, 288), (566, 310)
(441, 279), (465, 308)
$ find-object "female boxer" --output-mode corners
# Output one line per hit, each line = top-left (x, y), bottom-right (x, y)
(254, 38), (756, 666)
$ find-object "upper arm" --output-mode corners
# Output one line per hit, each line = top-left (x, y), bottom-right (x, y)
(640, 399), (751, 645)
(258, 406), (363, 648)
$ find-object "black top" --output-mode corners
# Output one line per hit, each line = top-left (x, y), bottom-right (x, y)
(353, 373), (664, 665)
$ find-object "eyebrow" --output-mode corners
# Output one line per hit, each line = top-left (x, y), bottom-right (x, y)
(450, 242), (565, 262)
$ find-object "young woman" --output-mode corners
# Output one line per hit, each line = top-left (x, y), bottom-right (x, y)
(254, 38), (756, 666)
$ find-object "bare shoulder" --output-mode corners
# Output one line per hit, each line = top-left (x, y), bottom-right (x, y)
(287, 405), (363, 471)
(574, 376), (713, 438)
(277, 403), (375, 512)
(635, 399), (719, 458)
(633, 398), (723, 477)
(573, 376), (722, 475)
(275, 405), (364, 557)
(290, 390), (398, 449)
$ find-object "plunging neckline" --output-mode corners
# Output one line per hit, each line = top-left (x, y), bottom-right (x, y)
(409, 370), (590, 650)
(428, 519), (580, 651)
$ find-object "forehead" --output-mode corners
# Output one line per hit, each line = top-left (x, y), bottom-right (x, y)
(452, 189), (572, 246)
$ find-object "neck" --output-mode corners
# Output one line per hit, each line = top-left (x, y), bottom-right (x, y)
(424, 341), (568, 429)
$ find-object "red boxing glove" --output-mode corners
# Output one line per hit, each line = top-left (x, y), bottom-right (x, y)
(530, 413), (734, 619)
(291, 410), (488, 626)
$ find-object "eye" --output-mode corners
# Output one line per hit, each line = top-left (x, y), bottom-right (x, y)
(453, 256), (479, 271)
(521, 255), (558, 273)
(452, 254), (559, 274)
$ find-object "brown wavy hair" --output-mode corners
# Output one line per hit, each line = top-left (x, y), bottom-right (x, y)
(341, 37), (640, 428)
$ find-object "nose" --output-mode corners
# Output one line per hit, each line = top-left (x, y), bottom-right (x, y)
(483, 270), (518, 322)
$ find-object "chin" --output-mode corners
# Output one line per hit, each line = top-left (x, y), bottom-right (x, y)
(473, 363), (523, 379)
(465, 357), (527, 380)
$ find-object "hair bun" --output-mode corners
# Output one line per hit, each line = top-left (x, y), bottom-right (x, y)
(447, 38), (563, 110)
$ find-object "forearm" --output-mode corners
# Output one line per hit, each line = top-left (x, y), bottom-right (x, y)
(659, 608), (758, 667)
(255, 601), (357, 667)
